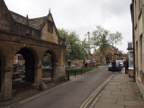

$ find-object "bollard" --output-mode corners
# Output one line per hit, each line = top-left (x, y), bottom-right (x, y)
(67, 70), (70, 80)
(75, 70), (76, 77)
(81, 67), (82, 75)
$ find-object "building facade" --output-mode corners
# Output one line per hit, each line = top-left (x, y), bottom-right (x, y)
(0, 0), (66, 100)
(127, 42), (134, 77)
(93, 45), (126, 65)
(130, 0), (144, 98)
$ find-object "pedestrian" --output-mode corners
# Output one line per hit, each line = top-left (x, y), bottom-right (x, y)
(112, 60), (116, 73)
(124, 59), (129, 74)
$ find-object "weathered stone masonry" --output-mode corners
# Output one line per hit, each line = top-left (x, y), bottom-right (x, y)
(0, 0), (66, 100)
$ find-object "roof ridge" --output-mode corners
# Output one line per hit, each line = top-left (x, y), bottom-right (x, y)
(29, 16), (47, 20)
(10, 10), (26, 19)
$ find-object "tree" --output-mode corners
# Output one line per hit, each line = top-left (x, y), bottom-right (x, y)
(91, 26), (109, 53)
(91, 26), (122, 64)
(91, 26), (122, 53)
(42, 53), (52, 67)
(58, 29), (88, 61)
(81, 38), (89, 59)
(109, 31), (122, 46)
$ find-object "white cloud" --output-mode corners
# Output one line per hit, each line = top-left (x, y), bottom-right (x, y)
(4, 0), (132, 53)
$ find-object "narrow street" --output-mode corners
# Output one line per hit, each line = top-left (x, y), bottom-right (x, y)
(8, 66), (113, 108)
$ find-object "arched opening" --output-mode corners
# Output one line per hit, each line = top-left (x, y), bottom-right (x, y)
(12, 48), (36, 92)
(42, 51), (56, 83)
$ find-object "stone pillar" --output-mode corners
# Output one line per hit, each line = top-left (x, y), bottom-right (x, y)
(53, 63), (66, 82)
(2, 66), (13, 100)
(34, 64), (42, 88)
(52, 63), (59, 82)
(53, 48), (66, 82)
(1, 48), (16, 100)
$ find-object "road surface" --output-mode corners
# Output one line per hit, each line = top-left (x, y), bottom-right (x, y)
(10, 66), (113, 108)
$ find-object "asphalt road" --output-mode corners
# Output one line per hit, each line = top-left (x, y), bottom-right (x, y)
(10, 66), (113, 108)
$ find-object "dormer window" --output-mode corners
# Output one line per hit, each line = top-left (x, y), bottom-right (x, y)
(48, 20), (53, 33)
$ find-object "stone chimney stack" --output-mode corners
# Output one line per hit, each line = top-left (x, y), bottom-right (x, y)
(26, 14), (29, 25)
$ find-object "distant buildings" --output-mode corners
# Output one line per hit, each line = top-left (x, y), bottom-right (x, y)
(93, 45), (127, 65)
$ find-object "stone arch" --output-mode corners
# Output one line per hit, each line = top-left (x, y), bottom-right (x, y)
(12, 47), (38, 91)
(17, 47), (37, 81)
(42, 50), (57, 81)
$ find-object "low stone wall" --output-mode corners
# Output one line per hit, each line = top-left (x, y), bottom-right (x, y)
(42, 69), (52, 77)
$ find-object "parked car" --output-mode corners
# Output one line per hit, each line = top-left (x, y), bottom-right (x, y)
(116, 63), (121, 71)
(108, 62), (121, 72)
(108, 62), (113, 71)
(116, 60), (124, 68)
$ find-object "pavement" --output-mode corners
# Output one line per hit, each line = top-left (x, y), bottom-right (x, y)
(93, 69), (144, 108)
(0, 73), (85, 108)
(1, 67), (144, 108)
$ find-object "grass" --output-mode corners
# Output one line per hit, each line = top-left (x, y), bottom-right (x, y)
(66, 67), (96, 76)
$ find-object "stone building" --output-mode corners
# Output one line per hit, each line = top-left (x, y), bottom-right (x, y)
(93, 45), (126, 65)
(130, 0), (144, 98)
(0, 0), (66, 100)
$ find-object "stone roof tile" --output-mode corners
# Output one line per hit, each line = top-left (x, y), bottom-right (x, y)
(29, 16), (47, 30)
(10, 11), (27, 25)
(10, 11), (47, 30)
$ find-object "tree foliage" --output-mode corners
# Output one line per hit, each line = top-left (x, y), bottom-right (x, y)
(109, 31), (122, 46)
(42, 25), (122, 66)
(58, 29), (89, 61)
(91, 26), (122, 54)
(42, 53), (52, 67)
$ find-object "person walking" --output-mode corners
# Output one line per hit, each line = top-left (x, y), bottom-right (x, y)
(112, 60), (116, 73)
(124, 59), (129, 74)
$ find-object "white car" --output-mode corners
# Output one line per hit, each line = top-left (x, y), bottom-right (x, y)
(108, 63), (113, 71)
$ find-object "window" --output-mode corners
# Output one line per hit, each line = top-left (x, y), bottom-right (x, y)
(48, 21), (53, 33)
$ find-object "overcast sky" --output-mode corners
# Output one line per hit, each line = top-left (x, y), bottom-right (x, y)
(5, 0), (132, 53)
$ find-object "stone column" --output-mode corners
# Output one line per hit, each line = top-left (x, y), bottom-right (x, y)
(53, 63), (66, 82)
(52, 63), (59, 82)
(2, 66), (13, 100)
(34, 64), (42, 88)
(53, 48), (66, 82)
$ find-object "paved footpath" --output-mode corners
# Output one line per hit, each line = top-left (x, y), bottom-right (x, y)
(94, 71), (144, 108)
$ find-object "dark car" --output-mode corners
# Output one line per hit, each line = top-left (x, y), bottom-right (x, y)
(108, 62), (121, 71)
(115, 63), (121, 71)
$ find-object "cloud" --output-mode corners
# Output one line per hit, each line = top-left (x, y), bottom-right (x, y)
(4, 0), (132, 53)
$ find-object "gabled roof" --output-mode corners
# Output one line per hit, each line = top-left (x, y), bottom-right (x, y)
(0, 0), (14, 23)
(1, 0), (58, 32)
(1, 0), (64, 42)
(10, 11), (27, 25)
(10, 11), (58, 32)
(10, 10), (48, 30)
(29, 16), (47, 30)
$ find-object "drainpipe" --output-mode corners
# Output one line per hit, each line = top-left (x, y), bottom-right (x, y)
(130, 0), (135, 82)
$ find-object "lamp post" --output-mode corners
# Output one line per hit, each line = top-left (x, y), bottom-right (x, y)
(87, 31), (91, 61)
(87, 31), (90, 54)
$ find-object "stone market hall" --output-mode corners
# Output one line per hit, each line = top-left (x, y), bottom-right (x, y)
(0, 0), (66, 100)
